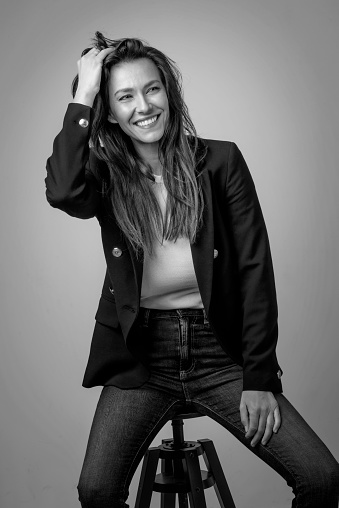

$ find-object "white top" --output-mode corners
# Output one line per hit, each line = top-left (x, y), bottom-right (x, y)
(140, 175), (203, 309)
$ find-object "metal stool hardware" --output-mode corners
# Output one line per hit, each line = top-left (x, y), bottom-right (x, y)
(134, 411), (236, 508)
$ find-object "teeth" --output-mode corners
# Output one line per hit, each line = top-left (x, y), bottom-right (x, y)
(136, 116), (158, 127)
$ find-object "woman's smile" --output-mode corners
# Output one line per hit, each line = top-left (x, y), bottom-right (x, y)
(134, 114), (160, 128)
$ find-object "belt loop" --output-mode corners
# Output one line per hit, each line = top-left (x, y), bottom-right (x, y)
(203, 308), (209, 325)
(143, 308), (150, 327)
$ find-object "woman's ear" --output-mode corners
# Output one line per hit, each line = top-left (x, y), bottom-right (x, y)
(108, 111), (118, 124)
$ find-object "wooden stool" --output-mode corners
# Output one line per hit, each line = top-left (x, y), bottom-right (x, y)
(135, 411), (236, 508)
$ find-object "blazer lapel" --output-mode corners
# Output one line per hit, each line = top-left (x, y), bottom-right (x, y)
(126, 241), (144, 300)
(191, 170), (214, 315)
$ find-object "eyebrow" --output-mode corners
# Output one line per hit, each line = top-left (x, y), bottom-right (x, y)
(114, 80), (161, 97)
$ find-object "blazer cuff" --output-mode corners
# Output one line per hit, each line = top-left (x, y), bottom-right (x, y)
(242, 368), (283, 393)
(64, 102), (94, 131)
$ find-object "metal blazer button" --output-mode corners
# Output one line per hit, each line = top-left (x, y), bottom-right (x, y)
(109, 286), (115, 295)
(79, 118), (89, 128)
(112, 247), (123, 258)
(213, 249), (219, 259)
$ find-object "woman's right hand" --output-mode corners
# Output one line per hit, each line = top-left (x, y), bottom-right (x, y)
(72, 47), (115, 107)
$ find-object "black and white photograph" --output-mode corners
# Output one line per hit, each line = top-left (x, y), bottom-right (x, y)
(1, 1), (338, 507)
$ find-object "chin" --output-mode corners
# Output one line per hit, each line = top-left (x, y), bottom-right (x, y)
(138, 131), (164, 144)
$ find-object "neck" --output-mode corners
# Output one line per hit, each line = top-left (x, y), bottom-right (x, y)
(133, 140), (163, 176)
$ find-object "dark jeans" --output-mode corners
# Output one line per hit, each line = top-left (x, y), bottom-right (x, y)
(78, 309), (339, 507)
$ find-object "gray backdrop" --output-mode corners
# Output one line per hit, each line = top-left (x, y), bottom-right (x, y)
(1, 1), (338, 507)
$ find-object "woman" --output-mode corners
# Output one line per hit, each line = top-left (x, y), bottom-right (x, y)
(45, 32), (339, 508)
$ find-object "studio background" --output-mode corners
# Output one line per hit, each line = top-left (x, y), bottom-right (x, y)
(1, 1), (338, 507)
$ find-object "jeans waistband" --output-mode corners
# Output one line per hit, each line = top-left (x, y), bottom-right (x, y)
(138, 308), (209, 326)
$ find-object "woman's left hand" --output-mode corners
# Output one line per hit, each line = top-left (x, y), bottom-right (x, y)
(240, 390), (281, 447)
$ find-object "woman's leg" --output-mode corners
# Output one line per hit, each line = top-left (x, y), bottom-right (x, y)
(77, 384), (181, 508)
(195, 390), (339, 507)
(186, 324), (339, 507)
(78, 308), (202, 508)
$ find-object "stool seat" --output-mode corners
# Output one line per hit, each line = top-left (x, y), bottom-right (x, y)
(135, 410), (236, 508)
(171, 411), (202, 420)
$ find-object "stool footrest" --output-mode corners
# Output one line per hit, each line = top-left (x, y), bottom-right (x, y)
(153, 470), (215, 494)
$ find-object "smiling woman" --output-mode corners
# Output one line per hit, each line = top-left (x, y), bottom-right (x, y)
(45, 31), (339, 508)
(69, 33), (206, 257)
(107, 59), (169, 158)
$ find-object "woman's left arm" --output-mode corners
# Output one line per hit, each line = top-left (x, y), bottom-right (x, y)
(225, 142), (282, 444)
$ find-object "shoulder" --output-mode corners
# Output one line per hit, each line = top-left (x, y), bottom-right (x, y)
(203, 138), (233, 150)
(201, 139), (241, 168)
(198, 139), (244, 183)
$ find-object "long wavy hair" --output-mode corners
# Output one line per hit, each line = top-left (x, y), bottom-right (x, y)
(72, 32), (207, 256)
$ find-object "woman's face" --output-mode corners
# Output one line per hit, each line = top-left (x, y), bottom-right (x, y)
(107, 58), (169, 151)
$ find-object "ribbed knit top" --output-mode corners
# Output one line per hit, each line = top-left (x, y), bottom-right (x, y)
(140, 174), (203, 309)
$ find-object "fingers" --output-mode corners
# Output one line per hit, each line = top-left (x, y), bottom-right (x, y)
(98, 47), (115, 59)
(273, 405), (281, 433)
(254, 405), (280, 446)
(260, 410), (275, 446)
(247, 409), (267, 447)
(84, 47), (114, 61)
(240, 391), (281, 448)
(240, 400), (249, 434)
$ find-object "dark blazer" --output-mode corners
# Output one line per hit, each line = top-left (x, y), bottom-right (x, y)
(45, 103), (283, 393)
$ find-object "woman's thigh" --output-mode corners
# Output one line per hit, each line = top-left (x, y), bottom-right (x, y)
(77, 384), (182, 508)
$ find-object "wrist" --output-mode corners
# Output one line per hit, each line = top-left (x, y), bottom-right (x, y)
(72, 90), (97, 107)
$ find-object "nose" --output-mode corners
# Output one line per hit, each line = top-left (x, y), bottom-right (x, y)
(135, 93), (152, 114)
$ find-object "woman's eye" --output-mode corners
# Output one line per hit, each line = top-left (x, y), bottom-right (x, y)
(147, 86), (160, 93)
(119, 94), (132, 101)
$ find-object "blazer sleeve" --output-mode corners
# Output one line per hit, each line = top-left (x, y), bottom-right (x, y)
(225, 142), (282, 392)
(45, 103), (101, 219)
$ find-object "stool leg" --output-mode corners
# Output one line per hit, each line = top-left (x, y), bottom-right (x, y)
(183, 449), (207, 508)
(199, 439), (236, 508)
(160, 457), (176, 508)
(172, 458), (188, 508)
(178, 491), (189, 508)
(161, 492), (176, 508)
(135, 447), (160, 508)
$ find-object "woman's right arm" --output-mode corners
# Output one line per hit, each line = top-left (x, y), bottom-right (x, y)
(45, 48), (114, 218)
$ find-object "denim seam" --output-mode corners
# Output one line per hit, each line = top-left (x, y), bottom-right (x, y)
(179, 315), (197, 377)
(121, 400), (182, 499)
(180, 360), (196, 377)
(183, 314), (205, 375)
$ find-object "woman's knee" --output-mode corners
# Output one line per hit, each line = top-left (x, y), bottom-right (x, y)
(77, 477), (127, 508)
(297, 457), (339, 506)
(319, 460), (339, 499)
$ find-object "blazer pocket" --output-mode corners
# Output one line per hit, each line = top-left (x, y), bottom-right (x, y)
(101, 288), (116, 303)
(95, 295), (120, 329)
